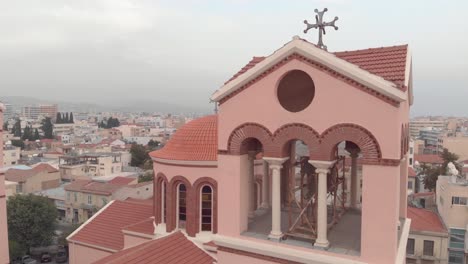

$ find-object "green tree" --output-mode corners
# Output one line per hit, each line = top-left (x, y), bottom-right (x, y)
(65, 112), (69, 123)
(138, 171), (154, 183)
(7, 194), (58, 254)
(130, 144), (149, 167)
(10, 140), (24, 149)
(147, 139), (160, 150)
(56, 112), (62, 124)
(21, 125), (34, 141)
(33, 128), (40, 140)
(69, 112), (74, 123)
(41, 117), (54, 139)
(3, 121), (7, 131)
(11, 119), (21, 137)
(423, 149), (460, 191)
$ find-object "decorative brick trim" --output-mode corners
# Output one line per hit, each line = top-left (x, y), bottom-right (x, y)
(154, 173), (168, 224)
(272, 123), (320, 157)
(218, 246), (302, 264)
(318, 123), (382, 162)
(227, 123), (274, 155)
(219, 53), (401, 107)
(192, 178), (218, 234)
(167, 176), (194, 235)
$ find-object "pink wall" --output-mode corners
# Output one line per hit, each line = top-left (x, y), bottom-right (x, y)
(217, 250), (277, 264)
(218, 59), (406, 160)
(360, 165), (400, 264)
(68, 243), (112, 264)
(123, 233), (151, 249)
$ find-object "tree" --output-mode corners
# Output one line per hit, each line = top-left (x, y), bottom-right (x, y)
(21, 125), (31, 141)
(130, 144), (149, 167)
(69, 112), (74, 123)
(11, 119), (21, 137)
(34, 128), (40, 140)
(423, 149), (460, 191)
(7, 194), (58, 254)
(3, 121), (7, 131)
(138, 171), (154, 183)
(147, 139), (160, 150)
(10, 140), (24, 149)
(56, 112), (62, 124)
(41, 117), (54, 139)
(65, 112), (69, 123)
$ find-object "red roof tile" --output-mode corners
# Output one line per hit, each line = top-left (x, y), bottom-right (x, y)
(226, 44), (408, 88)
(122, 217), (154, 235)
(407, 207), (446, 233)
(408, 167), (417, 177)
(149, 115), (217, 161)
(93, 231), (214, 264)
(108, 176), (135, 186)
(69, 200), (153, 251)
(5, 164), (58, 182)
(64, 180), (123, 196)
(414, 154), (444, 164)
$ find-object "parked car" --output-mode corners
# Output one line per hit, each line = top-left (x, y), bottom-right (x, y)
(21, 255), (37, 264)
(55, 250), (67, 263)
(40, 252), (51, 263)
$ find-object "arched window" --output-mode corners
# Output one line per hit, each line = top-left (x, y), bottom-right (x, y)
(177, 184), (187, 229)
(161, 181), (166, 224)
(200, 185), (213, 232)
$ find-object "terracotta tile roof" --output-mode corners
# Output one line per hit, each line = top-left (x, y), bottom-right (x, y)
(122, 217), (154, 235)
(125, 197), (153, 205)
(407, 207), (446, 233)
(69, 200), (153, 251)
(414, 154), (444, 164)
(108, 176), (135, 186)
(64, 180), (123, 196)
(149, 115), (217, 161)
(408, 167), (417, 177)
(333, 45), (408, 86)
(93, 231), (214, 264)
(5, 163), (58, 182)
(226, 44), (408, 88)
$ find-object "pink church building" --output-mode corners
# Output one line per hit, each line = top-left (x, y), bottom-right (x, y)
(68, 36), (413, 264)
(0, 103), (10, 264)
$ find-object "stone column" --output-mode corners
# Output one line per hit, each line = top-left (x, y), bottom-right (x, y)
(261, 161), (269, 208)
(349, 150), (359, 209)
(309, 160), (336, 248)
(264, 157), (289, 241)
(248, 151), (256, 218)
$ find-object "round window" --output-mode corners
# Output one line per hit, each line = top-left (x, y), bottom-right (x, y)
(277, 70), (315, 112)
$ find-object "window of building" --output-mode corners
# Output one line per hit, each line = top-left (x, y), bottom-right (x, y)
(410, 147), (413, 154)
(409, 158), (413, 165)
(449, 229), (465, 249)
(200, 185), (213, 232)
(277, 70), (315, 112)
(452, 196), (468, 205)
(177, 184), (187, 229)
(407, 238), (415, 255)
(408, 181), (413, 189)
(67, 192), (70, 201)
(423, 240), (434, 256)
(74, 193), (78, 202)
(87, 195), (92, 205)
(449, 251), (464, 264)
(161, 181), (166, 224)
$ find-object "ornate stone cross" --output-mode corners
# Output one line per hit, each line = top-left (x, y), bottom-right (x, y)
(303, 8), (338, 51)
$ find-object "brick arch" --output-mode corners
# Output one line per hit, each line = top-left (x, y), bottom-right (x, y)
(272, 123), (321, 157)
(154, 173), (168, 224)
(227, 123), (274, 155)
(192, 177), (218, 235)
(318, 123), (382, 163)
(167, 176), (194, 235)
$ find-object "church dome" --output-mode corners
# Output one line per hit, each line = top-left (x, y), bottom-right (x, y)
(150, 115), (218, 162)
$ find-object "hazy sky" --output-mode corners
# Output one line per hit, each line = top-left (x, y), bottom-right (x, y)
(1, 0), (467, 115)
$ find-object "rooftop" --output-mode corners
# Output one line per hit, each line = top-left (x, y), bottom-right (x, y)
(93, 231), (214, 264)
(4, 163), (58, 183)
(68, 199), (153, 251)
(407, 207), (446, 234)
(414, 154), (444, 164)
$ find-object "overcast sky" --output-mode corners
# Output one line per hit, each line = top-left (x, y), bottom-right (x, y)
(1, 0), (467, 116)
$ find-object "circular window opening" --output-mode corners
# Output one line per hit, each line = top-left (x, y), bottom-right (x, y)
(277, 70), (315, 112)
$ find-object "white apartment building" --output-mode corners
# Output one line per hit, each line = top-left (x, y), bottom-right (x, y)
(3, 145), (20, 166)
(410, 120), (446, 139)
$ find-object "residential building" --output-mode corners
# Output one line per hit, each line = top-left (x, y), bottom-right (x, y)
(54, 123), (74, 136)
(419, 127), (444, 154)
(21, 104), (58, 120)
(36, 185), (67, 220)
(436, 175), (468, 264)
(5, 164), (61, 194)
(64, 177), (152, 224)
(4, 180), (18, 198)
(0, 103), (10, 264)
(410, 120), (446, 139)
(408, 167), (417, 194)
(3, 145), (20, 166)
(440, 135), (468, 161)
(59, 153), (123, 180)
(68, 37), (413, 264)
(406, 207), (448, 264)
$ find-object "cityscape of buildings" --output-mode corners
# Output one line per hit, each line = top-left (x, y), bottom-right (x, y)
(0, 4), (467, 264)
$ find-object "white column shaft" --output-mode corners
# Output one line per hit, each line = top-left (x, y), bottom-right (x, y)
(315, 168), (329, 248)
(248, 152), (255, 218)
(261, 161), (269, 208)
(350, 153), (359, 209)
(269, 164), (282, 240)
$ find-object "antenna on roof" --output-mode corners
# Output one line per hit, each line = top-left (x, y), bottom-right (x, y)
(303, 8), (339, 51)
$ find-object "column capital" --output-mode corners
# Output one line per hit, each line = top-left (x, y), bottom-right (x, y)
(308, 160), (336, 170)
(263, 157), (289, 168)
